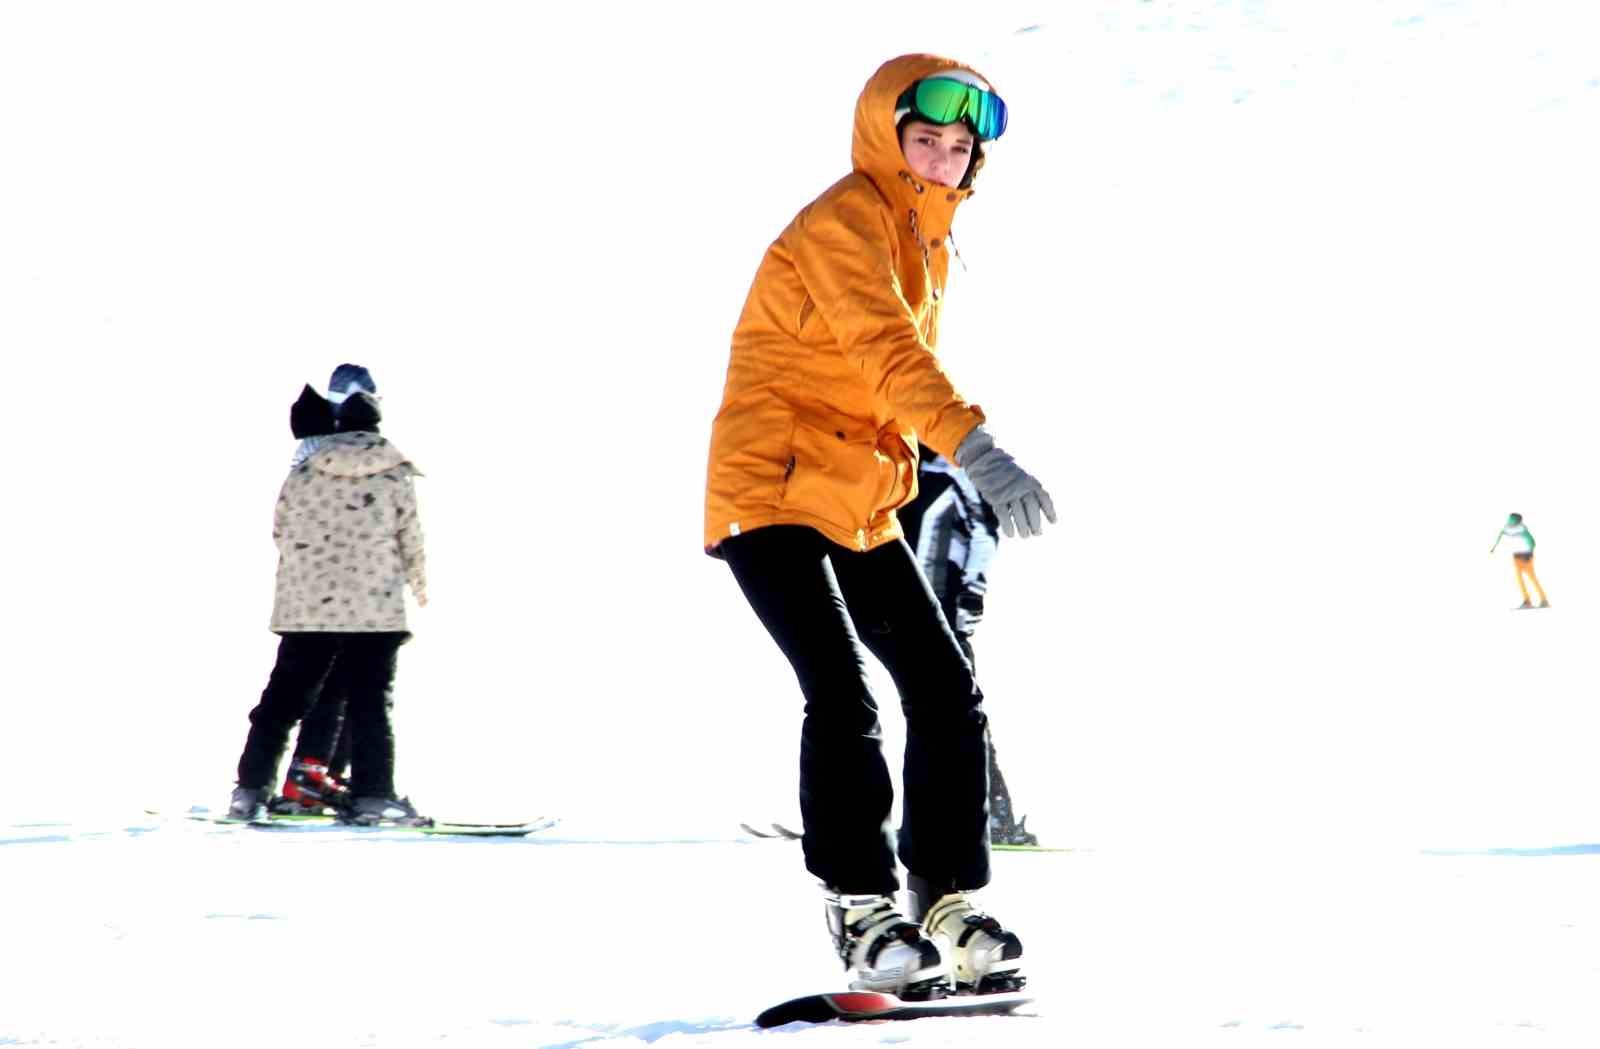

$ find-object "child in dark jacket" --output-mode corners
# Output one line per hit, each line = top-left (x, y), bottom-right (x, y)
(899, 445), (1038, 847)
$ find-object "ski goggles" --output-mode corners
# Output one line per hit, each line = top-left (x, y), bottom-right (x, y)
(898, 77), (1009, 141)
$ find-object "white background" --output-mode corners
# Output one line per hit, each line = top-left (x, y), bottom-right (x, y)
(3, 0), (1599, 854)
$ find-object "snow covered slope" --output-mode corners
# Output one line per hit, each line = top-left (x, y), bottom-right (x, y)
(5, 813), (1600, 1046)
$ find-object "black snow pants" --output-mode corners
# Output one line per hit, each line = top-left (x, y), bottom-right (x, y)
(291, 663), (352, 778)
(235, 632), (406, 798)
(721, 525), (991, 896)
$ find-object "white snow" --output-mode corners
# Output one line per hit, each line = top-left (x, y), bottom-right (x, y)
(5, 0), (1600, 1044)
(5, 815), (1600, 1045)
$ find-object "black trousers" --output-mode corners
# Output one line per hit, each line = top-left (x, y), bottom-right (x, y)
(291, 667), (351, 776)
(722, 525), (991, 895)
(236, 632), (405, 798)
(954, 635), (1024, 842)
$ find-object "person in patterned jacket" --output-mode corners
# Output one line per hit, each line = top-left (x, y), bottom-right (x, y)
(229, 390), (430, 825)
(899, 445), (1037, 847)
(271, 367), (381, 813)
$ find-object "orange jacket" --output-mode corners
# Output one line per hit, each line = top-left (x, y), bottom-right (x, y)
(704, 54), (992, 555)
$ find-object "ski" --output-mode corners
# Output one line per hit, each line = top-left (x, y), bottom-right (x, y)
(756, 989), (1032, 1027)
(739, 822), (780, 839)
(148, 810), (557, 838)
(771, 822), (802, 840)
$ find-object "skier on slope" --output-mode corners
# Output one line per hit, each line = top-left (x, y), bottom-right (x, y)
(899, 443), (1038, 848)
(270, 365), (383, 814)
(1490, 512), (1550, 609)
(230, 389), (431, 825)
(704, 54), (1052, 998)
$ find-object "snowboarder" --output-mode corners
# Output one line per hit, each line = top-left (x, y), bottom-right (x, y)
(1490, 512), (1549, 609)
(899, 444), (1038, 848)
(230, 390), (431, 825)
(704, 54), (1050, 998)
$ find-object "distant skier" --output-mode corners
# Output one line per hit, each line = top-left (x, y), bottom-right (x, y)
(899, 444), (1038, 848)
(1490, 512), (1549, 609)
(230, 389), (431, 825)
(705, 54), (1049, 998)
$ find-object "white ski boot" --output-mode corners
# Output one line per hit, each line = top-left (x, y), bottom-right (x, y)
(922, 892), (1025, 993)
(908, 874), (1024, 994)
(824, 890), (948, 999)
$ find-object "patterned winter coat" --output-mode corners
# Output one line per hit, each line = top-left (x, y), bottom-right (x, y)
(269, 432), (427, 633)
(703, 53), (993, 555)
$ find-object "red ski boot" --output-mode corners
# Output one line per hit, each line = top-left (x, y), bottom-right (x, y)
(270, 758), (350, 815)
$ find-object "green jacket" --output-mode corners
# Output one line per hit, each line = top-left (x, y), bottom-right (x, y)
(1493, 523), (1535, 555)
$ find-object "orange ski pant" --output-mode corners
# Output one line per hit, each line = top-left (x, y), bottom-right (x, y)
(1514, 553), (1548, 605)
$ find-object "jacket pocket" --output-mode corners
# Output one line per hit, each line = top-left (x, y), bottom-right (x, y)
(879, 427), (918, 513)
(782, 417), (880, 532)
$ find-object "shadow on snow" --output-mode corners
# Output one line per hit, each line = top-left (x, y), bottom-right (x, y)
(1423, 843), (1600, 858)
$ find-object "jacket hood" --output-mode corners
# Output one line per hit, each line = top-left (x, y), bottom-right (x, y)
(290, 384), (336, 440)
(851, 53), (996, 200)
(309, 432), (420, 480)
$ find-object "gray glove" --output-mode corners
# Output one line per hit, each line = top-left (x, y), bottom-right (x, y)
(955, 425), (1057, 539)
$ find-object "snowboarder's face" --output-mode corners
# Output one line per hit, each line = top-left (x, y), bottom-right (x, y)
(899, 119), (975, 188)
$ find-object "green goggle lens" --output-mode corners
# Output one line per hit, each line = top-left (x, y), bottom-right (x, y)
(905, 77), (1008, 141)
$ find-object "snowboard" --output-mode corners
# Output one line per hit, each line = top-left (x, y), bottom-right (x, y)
(149, 809), (557, 838)
(756, 989), (1032, 1027)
